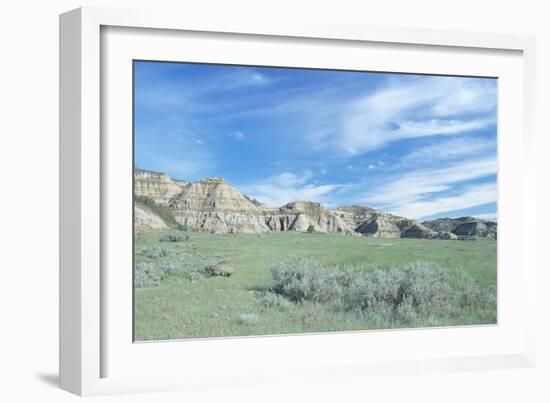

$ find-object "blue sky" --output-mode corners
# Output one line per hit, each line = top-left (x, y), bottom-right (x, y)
(134, 61), (497, 221)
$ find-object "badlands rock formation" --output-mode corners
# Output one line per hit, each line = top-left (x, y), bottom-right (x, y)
(266, 202), (354, 235)
(134, 203), (168, 230)
(167, 178), (354, 234)
(335, 206), (457, 239)
(134, 168), (188, 205)
(422, 217), (497, 239)
(134, 169), (496, 239)
(169, 177), (269, 234)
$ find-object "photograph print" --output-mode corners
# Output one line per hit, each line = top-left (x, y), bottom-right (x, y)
(133, 61), (497, 341)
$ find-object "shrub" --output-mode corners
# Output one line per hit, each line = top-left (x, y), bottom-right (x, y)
(140, 246), (171, 259)
(159, 232), (190, 242)
(343, 262), (454, 314)
(271, 257), (354, 303)
(258, 292), (293, 310)
(134, 257), (187, 288)
(134, 262), (164, 288)
(306, 224), (315, 233)
(481, 285), (497, 306)
(453, 271), (484, 307)
(177, 256), (230, 281)
(237, 313), (258, 326)
(269, 257), (492, 324)
(344, 267), (407, 311)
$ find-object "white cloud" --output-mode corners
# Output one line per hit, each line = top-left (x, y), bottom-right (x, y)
(136, 129), (215, 181)
(396, 118), (493, 137)
(231, 131), (245, 140)
(250, 72), (268, 84)
(271, 171), (313, 186)
(135, 67), (271, 116)
(401, 136), (496, 166)
(367, 164), (376, 170)
(392, 182), (497, 219)
(139, 155), (215, 181)
(360, 157), (497, 218)
(337, 77), (496, 154)
(222, 69), (271, 89)
(239, 171), (340, 208)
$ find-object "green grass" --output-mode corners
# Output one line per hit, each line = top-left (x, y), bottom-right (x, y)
(133, 230), (497, 341)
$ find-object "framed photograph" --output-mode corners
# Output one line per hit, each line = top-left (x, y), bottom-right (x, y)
(60, 7), (537, 396)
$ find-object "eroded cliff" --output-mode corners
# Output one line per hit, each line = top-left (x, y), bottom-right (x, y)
(134, 169), (496, 239)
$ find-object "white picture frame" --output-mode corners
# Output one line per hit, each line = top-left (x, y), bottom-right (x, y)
(59, 6), (537, 396)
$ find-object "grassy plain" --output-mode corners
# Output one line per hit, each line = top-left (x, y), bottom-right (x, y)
(134, 230), (497, 341)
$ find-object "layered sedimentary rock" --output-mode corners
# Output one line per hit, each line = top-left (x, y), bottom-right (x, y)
(335, 205), (378, 230)
(355, 213), (402, 238)
(133, 169), (496, 239)
(266, 202), (355, 235)
(335, 206), (458, 239)
(134, 168), (188, 205)
(169, 177), (269, 234)
(422, 217), (497, 239)
(167, 179), (355, 234)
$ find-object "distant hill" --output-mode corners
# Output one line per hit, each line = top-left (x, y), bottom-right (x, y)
(134, 168), (496, 239)
(422, 217), (497, 239)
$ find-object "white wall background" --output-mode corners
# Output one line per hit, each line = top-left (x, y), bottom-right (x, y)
(0, 0), (548, 401)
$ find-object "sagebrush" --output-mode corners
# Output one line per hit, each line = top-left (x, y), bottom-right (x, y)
(134, 231), (497, 340)
(270, 257), (495, 325)
(134, 259), (184, 288)
(237, 313), (259, 326)
(135, 252), (229, 288)
(159, 232), (190, 242)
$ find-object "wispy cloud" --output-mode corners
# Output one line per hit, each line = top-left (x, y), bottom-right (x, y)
(400, 136), (496, 166)
(135, 127), (216, 180)
(215, 75), (496, 159)
(138, 153), (216, 181)
(230, 131), (245, 140)
(249, 71), (269, 85)
(360, 157), (497, 218)
(135, 66), (272, 114)
(392, 182), (497, 219)
(218, 69), (271, 89)
(270, 171), (312, 186)
(135, 62), (498, 220)
(337, 77), (496, 154)
(239, 171), (340, 208)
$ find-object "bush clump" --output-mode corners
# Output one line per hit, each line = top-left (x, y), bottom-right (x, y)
(159, 232), (190, 242)
(178, 256), (231, 281)
(271, 257), (355, 303)
(257, 292), (293, 310)
(139, 246), (171, 259)
(270, 257), (493, 323)
(134, 258), (184, 288)
(343, 262), (455, 314)
(237, 313), (259, 326)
